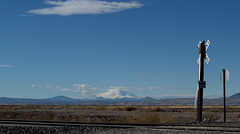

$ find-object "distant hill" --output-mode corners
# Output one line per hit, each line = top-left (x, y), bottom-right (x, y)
(1, 93), (240, 105)
(229, 93), (240, 99)
(46, 96), (76, 101)
(139, 97), (156, 101)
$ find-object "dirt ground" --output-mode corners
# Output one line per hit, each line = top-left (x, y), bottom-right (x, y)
(0, 105), (240, 123)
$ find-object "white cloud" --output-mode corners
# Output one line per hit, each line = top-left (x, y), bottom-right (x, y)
(28, 84), (61, 89)
(109, 86), (145, 91)
(148, 87), (181, 90)
(81, 90), (97, 99)
(45, 85), (60, 89)
(0, 65), (14, 67)
(56, 83), (90, 93)
(81, 89), (86, 94)
(56, 88), (81, 92)
(55, 87), (97, 99)
(108, 86), (183, 91)
(31, 84), (42, 88)
(45, 85), (53, 88)
(91, 87), (101, 90)
(26, 0), (143, 16)
(73, 83), (87, 89)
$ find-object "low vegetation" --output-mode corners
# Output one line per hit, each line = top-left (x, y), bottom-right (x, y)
(0, 105), (239, 123)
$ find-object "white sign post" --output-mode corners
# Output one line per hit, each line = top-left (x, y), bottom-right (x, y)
(221, 69), (229, 122)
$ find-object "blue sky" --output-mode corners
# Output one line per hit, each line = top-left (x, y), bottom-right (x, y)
(0, 0), (239, 99)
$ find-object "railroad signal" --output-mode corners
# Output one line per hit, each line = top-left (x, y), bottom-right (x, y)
(197, 40), (210, 65)
(194, 40), (211, 121)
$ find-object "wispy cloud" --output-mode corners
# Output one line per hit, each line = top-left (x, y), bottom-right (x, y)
(56, 88), (80, 92)
(55, 83), (97, 99)
(55, 83), (100, 93)
(45, 85), (60, 89)
(108, 86), (146, 91)
(109, 86), (185, 91)
(73, 83), (87, 89)
(148, 87), (184, 90)
(0, 65), (14, 67)
(27, 84), (60, 89)
(31, 84), (42, 88)
(26, 0), (143, 16)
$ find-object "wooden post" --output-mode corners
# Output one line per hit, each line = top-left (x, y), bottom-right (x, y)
(197, 41), (205, 121)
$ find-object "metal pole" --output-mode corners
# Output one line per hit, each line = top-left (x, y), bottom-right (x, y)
(223, 69), (226, 122)
(197, 41), (205, 121)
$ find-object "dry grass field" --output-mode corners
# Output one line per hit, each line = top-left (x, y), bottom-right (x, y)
(0, 105), (240, 123)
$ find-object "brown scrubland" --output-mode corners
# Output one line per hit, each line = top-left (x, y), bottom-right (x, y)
(0, 105), (240, 123)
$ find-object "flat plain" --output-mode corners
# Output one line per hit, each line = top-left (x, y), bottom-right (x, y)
(0, 105), (240, 123)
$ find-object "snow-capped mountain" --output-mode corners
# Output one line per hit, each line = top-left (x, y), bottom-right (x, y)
(97, 89), (137, 99)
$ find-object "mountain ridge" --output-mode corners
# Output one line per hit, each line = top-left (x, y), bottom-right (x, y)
(46, 96), (77, 101)
(228, 93), (240, 99)
(0, 92), (240, 105)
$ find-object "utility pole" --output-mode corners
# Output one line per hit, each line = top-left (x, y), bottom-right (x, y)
(196, 40), (210, 121)
(197, 41), (205, 121)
